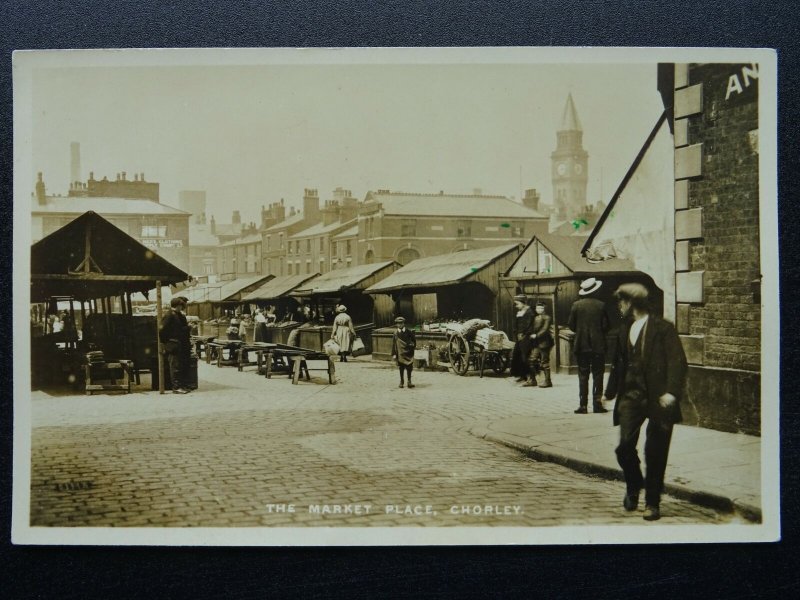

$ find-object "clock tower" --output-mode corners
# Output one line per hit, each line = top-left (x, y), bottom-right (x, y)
(551, 93), (588, 221)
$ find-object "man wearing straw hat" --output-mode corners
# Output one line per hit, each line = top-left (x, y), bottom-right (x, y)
(568, 277), (610, 413)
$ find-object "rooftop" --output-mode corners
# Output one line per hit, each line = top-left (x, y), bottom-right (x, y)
(33, 196), (189, 216)
(364, 191), (547, 219)
(289, 219), (357, 240)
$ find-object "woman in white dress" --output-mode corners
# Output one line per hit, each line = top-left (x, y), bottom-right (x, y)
(331, 305), (356, 362)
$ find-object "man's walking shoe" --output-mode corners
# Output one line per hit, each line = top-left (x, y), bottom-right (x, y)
(514, 376), (526, 382)
(623, 490), (641, 511)
(407, 383), (416, 389)
(643, 505), (661, 521)
(398, 382), (404, 388)
(173, 388), (189, 394)
(521, 377), (537, 387)
(593, 403), (608, 413)
(574, 406), (588, 414)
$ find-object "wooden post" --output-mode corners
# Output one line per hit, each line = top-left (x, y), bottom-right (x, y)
(156, 282), (164, 394)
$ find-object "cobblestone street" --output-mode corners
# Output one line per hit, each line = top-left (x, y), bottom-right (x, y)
(29, 359), (734, 528)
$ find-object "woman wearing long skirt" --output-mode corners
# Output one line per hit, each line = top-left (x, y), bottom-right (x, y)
(331, 305), (356, 362)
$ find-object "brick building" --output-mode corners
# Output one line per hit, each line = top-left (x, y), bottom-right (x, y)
(32, 172), (190, 273)
(261, 190), (316, 276)
(583, 62), (761, 434)
(357, 190), (548, 266)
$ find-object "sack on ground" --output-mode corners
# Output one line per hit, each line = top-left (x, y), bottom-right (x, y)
(323, 338), (341, 356)
(351, 336), (366, 356)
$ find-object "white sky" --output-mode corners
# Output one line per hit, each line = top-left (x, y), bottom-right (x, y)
(29, 60), (665, 225)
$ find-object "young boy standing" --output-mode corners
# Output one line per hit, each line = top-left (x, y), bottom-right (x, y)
(391, 316), (416, 388)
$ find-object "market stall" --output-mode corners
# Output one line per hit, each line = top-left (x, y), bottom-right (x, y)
(289, 261), (399, 352)
(30, 211), (188, 392)
(502, 232), (662, 374)
(365, 244), (523, 363)
(241, 273), (321, 344)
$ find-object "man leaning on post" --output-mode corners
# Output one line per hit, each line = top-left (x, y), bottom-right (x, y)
(603, 283), (688, 521)
(159, 296), (192, 394)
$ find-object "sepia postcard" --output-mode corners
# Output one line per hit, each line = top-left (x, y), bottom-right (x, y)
(11, 47), (779, 545)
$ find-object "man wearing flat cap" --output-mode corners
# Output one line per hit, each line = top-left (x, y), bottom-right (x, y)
(391, 316), (416, 389)
(604, 283), (688, 521)
(568, 277), (610, 413)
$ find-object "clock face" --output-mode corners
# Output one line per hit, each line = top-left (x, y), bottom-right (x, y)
(575, 163), (583, 175)
(556, 163), (567, 176)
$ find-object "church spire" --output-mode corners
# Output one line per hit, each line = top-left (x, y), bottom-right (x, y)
(559, 93), (582, 132)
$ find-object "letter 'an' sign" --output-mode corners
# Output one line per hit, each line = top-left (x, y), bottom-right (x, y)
(725, 63), (758, 106)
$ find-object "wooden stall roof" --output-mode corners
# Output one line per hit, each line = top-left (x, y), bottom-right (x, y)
(505, 232), (636, 281)
(242, 273), (321, 301)
(31, 210), (188, 302)
(365, 244), (522, 294)
(291, 261), (399, 296)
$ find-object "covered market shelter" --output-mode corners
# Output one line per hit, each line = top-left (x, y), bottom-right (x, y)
(503, 231), (660, 374)
(289, 261), (400, 352)
(365, 243), (523, 361)
(30, 211), (189, 392)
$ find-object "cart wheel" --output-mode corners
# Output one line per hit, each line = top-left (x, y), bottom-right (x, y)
(491, 352), (508, 375)
(447, 333), (470, 376)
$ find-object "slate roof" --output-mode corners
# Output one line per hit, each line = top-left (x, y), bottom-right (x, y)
(33, 196), (189, 216)
(292, 261), (397, 296)
(242, 273), (321, 301)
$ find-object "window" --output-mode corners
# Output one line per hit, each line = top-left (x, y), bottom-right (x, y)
(511, 221), (524, 237)
(456, 220), (472, 238)
(345, 240), (352, 256)
(319, 237), (324, 252)
(401, 219), (416, 238)
(266, 235), (271, 250)
(319, 258), (325, 273)
(295, 260), (300, 274)
(538, 249), (553, 274)
(306, 239), (311, 253)
(287, 262), (293, 275)
(279, 233), (284, 250)
(287, 240), (293, 254)
(141, 224), (167, 237)
(306, 259), (311, 274)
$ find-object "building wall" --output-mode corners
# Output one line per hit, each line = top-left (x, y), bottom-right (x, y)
(357, 213), (547, 265)
(673, 62), (760, 434)
(37, 212), (190, 273)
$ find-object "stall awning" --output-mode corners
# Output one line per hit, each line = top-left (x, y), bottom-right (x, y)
(31, 211), (188, 302)
(366, 244), (522, 294)
(581, 110), (676, 320)
(292, 261), (398, 296)
(181, 282), (225, 304)
(242, 273), (321, 301)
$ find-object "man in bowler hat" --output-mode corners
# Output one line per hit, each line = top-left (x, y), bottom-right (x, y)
(604, 283), (688, 521)
(568, 277), (609, 413)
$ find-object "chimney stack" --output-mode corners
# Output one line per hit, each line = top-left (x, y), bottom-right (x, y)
(303, 188), (320, 222)
(232, 210), (241, 225)
(70, 142), (81, 186)
(35, 172), (46, 205)
(523, 188), (541, 212)
(210, 215), (216, 235)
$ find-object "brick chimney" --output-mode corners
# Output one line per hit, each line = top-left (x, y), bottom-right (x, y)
(303, 188), (320, 222)
(210, 215), (216, 235)
(339, 195), (359, 224)
(321, 200), (339, 226)
(523, 188), (541, 212)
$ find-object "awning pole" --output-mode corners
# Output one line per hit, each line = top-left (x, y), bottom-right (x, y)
(156, 282), (164, 394)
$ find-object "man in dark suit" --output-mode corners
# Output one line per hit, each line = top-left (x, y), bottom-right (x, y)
(391, 316), (416, 389)
(568, 277), (610, 413)
(510, 294), (536, 385)
(159, 297), (192, 394)
(604, 283), (688, 521)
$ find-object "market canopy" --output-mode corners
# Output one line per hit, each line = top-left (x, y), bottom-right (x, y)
(366, 244), (522, 294)
(31, 210), (188, 302)
(242, 273), (321, 301)
(291, 261), (398, 296)
(182, 274), (273, 304)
